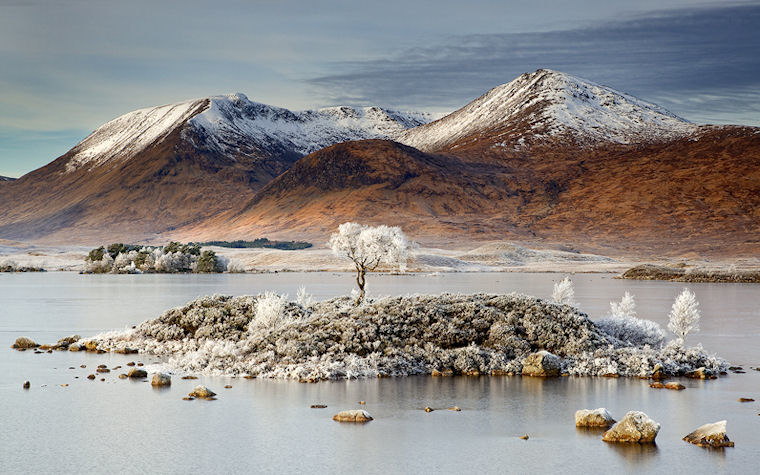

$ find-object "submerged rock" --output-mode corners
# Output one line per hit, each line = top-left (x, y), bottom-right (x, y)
(664, 382), (685, 391)
(151, 373), (171, 387)
(188, 385), (216, 399)
(23, 381), (30, 389)
(685, 367), (714, 379)
(127, 368), (147, 378)
(575, 408), (615, 428)
(683, 420), (734, 448)
(333, 410), (373, 423)
(12, 337), (38, 349)
(521, 351), (561, 377)
(602, 411), (660, 443)
(651, 364), (666, 380)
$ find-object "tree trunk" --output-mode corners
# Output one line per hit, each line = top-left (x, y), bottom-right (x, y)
(356, 267), (366, 301)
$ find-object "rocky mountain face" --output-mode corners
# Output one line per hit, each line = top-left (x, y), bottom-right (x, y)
(0, 94), (428, 242)
(2, 70), (758, 256)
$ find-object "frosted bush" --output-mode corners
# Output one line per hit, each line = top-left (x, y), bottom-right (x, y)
(251, 292), (290, 330)
(668, 288), (700, 343)
(552, 276), (576, 306)
(85, 254), (114, 273)
(296, 286), (313, 307)
(226, 258), (245, 273)
(596, 292), (665, 347)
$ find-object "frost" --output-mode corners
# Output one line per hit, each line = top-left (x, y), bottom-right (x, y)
(85, 292), (726, 381)
(668, 288), (701, 343)
(596, 292), (665, 347)
(551, 276), (576, 306)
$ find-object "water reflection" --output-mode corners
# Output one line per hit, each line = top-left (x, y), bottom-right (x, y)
(605, 441), (660, 465)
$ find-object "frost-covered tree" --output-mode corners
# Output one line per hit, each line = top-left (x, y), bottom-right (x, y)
(597, 292), (665, 347)
(328, 222), (408, 301)
(668, 288), (700, 344)
(552, 276), (576, 306)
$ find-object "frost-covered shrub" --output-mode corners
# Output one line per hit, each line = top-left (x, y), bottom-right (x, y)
(251, 292), (290, 330)
(552, 276), (576, 306)
(296, 286), (313, 307)
(84, 253), (114, 273)
(668, 288), (700, 343)
(596, 292), (665, 347)
(226, 259), (245, 273)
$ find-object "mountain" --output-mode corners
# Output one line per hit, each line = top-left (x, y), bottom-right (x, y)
(0, 94), (428, 242)
(399, 69), (696, 153)
(0, 175), (15, 183)
(205, 70), (760, 256)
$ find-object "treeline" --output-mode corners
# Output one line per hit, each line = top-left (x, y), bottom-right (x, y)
(84, 241), (241, 274)
(199, 238), (312, 251)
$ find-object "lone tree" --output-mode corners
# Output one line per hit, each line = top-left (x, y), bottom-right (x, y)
(668, 288), (701, 344)
(329, 222), (408, 301)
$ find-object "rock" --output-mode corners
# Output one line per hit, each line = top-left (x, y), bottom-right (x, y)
(96, 367), (110, 373)
(100, 378), (105, 381)
(664, 382), (685, 390)
(39, 344), (52, 350)
(651, 364), (666, 380)
(575, 408), (616, 428)
(602, 411), (660, 443)
(649, 382), (665, 389)
(728, 366), (743, 371)
(126, 362), (135, 366)
(12, 337), (38, 349)
(118, 374), (128, 379)
(84, 341), (98, 352)
(87, 374), (96, 380)
(519, 434), (529, 440)
(68, 344), (82, 352)
(112, 366), (121, 370)
(127, 368), (147, 378)
(685, 367), (714, 380)
(463, 369), (481, 376)
(431, 369), (454, 377)
(359, 401), (366, 405)
(136, 363), (144, 366)
(183, 397), (194, 401)
(683, 420), (734, 448)
(57, 335), (80, 347)
(80, 364), (86, 368)
(151, 373), (171, 387)
(521, 351), (561, 377)
(332, 410), (373, 423)
(61, 384), (68, 387)
(490, 369), (510, 376)
(97, 364), (107, 368)
(224, 385), (232, 389)
(448, 406), (461, 411)
(738, 398), (754, 402)
(188, 385), (216, 399)
(114, 347), (138, 354)
(23, 381), (30, 389)
(424, 407), (434, 412)
(310, 405), (327, 409)
(181, 375), (198, 380)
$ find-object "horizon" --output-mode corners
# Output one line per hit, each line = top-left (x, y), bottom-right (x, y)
(1, 0), (759, 177)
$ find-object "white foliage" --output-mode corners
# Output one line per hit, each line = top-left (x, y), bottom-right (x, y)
(251, 292), (290, 331)
(226, 258), (245, 273)
(668, 288), (701, 343)
(596, 292), (665, 347)
(329, 222), (408, 272)
(85, 254), (114, 273)
(552, 276), (576, 306)
(610, 291), (636, 319)
(296, 286), (313, 308)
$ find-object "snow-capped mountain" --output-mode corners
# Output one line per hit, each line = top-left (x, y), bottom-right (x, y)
(65, 93), (430, 172)
(399, 69), (697, 152)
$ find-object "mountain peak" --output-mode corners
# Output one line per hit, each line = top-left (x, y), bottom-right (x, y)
(399, 69), (696, 152)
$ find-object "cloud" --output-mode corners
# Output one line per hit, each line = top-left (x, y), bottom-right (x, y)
(307, 4), (760, 124)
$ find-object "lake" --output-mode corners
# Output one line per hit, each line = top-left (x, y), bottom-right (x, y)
(1, 272), (758, 474)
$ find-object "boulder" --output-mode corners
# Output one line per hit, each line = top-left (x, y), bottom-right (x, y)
(332, 410), (373, 423)
(96, 367), (110, 373)
(12, 337), (38, 349)
(521, 351), (561, 377)
(602, 411), (660, 443)
(188, 386), (216, 399)
(87, 374), (96, 380)
(685, 367), (715, 379)
(651, 364), (666, 380)
(649, 382), (665, 389)
(56, 335), (80, 347)
(575, 408), (615, 428)
(683, 420), (734, 448)
(151, 373), (171, 387)
(664, 382), (685, 391)
(127, 368), (147, 378)
(68, 344), (82, 352)
(84, 341), (98, 352)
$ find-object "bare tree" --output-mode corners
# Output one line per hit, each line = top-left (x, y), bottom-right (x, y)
(329, 222), (408, 301)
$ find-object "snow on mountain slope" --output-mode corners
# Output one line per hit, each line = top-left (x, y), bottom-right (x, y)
(65, 94), (430, 172)
(399, 69), (697, 152)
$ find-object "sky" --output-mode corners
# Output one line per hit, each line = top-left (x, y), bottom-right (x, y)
(1, 0), (759, 177)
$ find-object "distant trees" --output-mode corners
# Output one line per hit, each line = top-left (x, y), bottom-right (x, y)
(329, 222), (408, 301)
(83, 241), (229, 274)
(668, 288), (701, 344)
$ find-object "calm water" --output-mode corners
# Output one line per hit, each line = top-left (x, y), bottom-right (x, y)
(1, 272), (758, 474)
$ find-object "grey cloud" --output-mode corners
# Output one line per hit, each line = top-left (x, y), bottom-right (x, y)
(307, 4), (760, 124)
